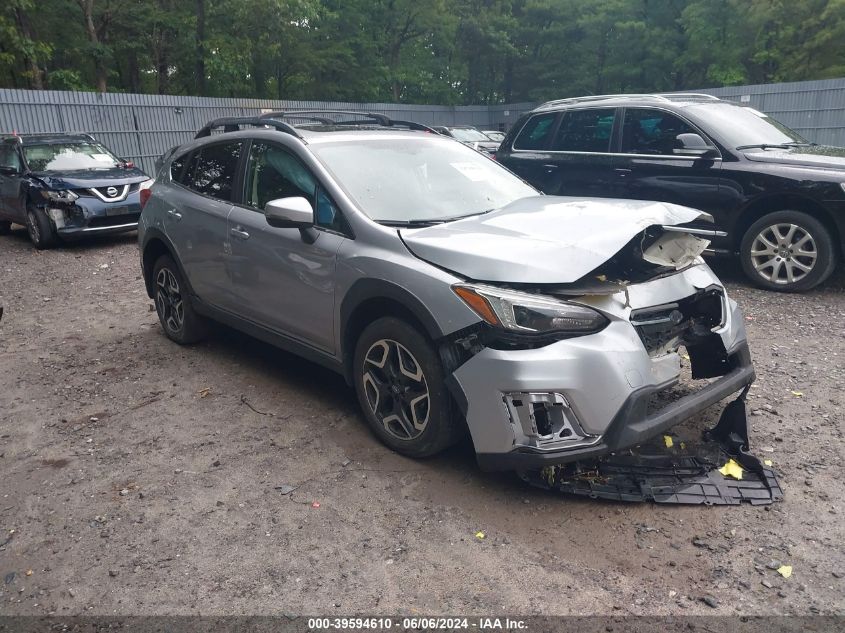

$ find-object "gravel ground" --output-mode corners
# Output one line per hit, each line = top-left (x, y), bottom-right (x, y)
(0, 227), (843, 617)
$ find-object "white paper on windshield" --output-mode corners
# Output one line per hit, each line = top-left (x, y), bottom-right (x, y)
(450, 162), (488, 182)
(91, 153), (115, 163)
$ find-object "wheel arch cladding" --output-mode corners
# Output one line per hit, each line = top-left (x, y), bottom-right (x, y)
(737, 193), (840, 253)
(141, 230), (196, 300)
(340, 280), (446, 382)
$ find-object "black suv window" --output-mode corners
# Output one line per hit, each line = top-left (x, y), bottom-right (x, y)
(188, 142), (242, 200)
(0, 144), (22, 172)
(622, 108), (698, 155)
(552, 109), (616, 152)
(244, 142), (345, 233)
(513, 114), (557, 150)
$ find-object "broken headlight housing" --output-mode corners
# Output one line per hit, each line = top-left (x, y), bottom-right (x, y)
(40, 189), (79, 203)
(453, 284), (608, 338)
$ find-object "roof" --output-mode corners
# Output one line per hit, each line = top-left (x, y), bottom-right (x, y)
(532, 93), (724, 112)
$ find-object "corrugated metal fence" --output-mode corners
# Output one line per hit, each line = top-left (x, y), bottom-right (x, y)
(0, 89), (534, 175)
(697, 78), (845, 147)
(1, 78), (843, 175)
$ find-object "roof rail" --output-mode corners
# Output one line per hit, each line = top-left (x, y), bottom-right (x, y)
(536, 92), (722, 110)
(657, 93), (721, 102)
(259, 110), (439, 133)
(194, 116), (304, 140)
(536, 94), (669, 109)
(196, 110), (440, 140)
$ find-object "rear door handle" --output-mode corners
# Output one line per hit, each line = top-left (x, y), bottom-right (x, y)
(542, 164), (559, 172)
(230, 226), (250, 240)
(167, 209), (182, 221)
(614, 168), (633, 177)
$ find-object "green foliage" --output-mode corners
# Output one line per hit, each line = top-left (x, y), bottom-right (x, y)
(0, 0), (843, 101)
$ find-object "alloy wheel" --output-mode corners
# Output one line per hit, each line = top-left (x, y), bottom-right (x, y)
(26, 211), (40, 245)
(749, 223), (817, 285)
(361, 339), (430, 441)
(155, 267), (184, 334)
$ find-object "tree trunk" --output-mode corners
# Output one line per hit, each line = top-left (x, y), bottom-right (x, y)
(78, 0), (107, 92)
(14, 7), (44, 89)
(195, 0), (206, 95)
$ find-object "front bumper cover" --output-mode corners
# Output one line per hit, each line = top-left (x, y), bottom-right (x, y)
(42, 191), (141, 240)
(475, 341), (753, 471)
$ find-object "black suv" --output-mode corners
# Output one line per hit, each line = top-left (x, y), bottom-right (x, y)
(496, 93), (845, 291)
(0, 134), (151, 249)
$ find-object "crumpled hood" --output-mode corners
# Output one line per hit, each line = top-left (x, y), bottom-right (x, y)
(399, 196), (708, 284)
(32, 167), (149, 190)
(742, 145), (845, 171)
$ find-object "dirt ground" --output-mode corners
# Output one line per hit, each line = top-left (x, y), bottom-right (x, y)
(0, 227), (843, 617)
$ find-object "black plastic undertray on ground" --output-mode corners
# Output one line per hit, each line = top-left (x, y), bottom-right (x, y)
(519, 394), (784, 505)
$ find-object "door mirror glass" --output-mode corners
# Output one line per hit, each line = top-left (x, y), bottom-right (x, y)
(0, 165), (20, 176)
(674, 133), (719, 158)
(264, 196), (314, 229)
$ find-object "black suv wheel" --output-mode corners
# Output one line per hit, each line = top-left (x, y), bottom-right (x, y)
(740, 210), (837, 292)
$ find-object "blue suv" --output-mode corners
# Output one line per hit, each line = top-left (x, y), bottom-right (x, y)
(0, 133), (151, 248)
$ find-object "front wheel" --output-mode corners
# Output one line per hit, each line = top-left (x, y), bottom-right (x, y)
(152, 255), (208, 344)
(353, 317), (461, 458)
(26, 207), (58, 249)
(740, 210), (837, 292)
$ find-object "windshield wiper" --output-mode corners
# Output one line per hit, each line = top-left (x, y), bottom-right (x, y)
(736, 142), (817, 150)
(377, 208), (496, 228)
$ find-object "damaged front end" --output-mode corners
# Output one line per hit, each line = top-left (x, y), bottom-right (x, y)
(431, 215), (758, 485)
(519, 387), (783, 505)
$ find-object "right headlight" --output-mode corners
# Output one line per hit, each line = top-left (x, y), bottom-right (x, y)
(453, 283), (608, 337)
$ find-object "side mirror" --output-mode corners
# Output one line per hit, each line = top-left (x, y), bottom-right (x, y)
(0, 166), (20, 176)
(674, 133), (719, 158)
(264, 196), (314, 229)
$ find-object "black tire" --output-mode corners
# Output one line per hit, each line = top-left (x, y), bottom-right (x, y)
(0, 220), (11, 235)
(740, 210), (838, 292)
(152, 255), (208, 344)
(26, 206), (58, 249)
(353, 317), (461, 458)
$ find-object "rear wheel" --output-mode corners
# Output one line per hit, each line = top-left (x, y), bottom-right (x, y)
(353, 317), (460, 458)
(152, 255), (208, 344)
(26, 206), (58, 249)
(740, 210), (837, 292)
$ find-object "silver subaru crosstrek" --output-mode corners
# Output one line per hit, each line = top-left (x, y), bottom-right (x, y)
(138, 111), (754, 471)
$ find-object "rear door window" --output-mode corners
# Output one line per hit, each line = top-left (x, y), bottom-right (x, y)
(513, 114), (557, 150)
(621, 108), (699, 155)
(552, 109), (616, 152)
(188, 142), (243, 201)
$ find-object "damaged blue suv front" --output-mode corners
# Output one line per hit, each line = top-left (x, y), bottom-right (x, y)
(0, 134), (151, 249)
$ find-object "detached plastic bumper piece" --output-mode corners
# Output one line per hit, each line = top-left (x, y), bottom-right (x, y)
(519, 389), (783, 505)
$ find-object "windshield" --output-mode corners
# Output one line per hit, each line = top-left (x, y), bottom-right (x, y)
(24, 142), (121, 172)
(449, 128), (492, 142)
(310, 137), (536, 223)
(686, 104), (808, 148)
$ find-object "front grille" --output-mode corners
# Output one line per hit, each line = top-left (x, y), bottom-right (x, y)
(630, 288), (724, 357)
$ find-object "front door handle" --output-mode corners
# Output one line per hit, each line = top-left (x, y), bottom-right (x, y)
(167, 209), (182, 221)
(614, 168), (633, 177)
(542, 164), (559, 172)
(230, 226), (250, 240)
